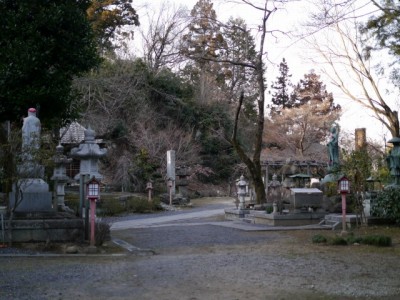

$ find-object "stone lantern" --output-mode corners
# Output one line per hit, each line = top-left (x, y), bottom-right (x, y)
(70, 127), (107, 180)
(51, 144), (72, 212)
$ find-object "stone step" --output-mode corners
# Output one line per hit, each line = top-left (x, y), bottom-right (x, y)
(318, 219), (340, 230)
(242, 218), (255, 224)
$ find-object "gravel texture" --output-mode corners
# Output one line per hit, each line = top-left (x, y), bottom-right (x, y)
(1, 197), (400, 299)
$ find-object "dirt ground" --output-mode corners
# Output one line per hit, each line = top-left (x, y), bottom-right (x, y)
(1, 198), (400, 299)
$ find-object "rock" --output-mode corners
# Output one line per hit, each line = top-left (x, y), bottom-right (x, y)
(65, 245), (79, 254)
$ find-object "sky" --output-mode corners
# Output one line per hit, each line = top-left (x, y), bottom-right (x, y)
(132, 0), (394, 146)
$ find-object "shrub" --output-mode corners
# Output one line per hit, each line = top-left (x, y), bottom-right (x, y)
(98, 197), (125, 216)
(265, 205), (273, 214)
(329, 236), (348, 246)
(64, 193), (80, 214)
(372, 188), (400, 223)
(312, 234), (327, 244)
(346, 235), (363, 244)
(127, 197), (151, 213)
(361, 235), (392, 247)
(95, 221), (111, 246)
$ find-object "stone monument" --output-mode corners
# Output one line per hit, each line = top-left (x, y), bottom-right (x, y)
(9, 108), (53, 212)
(166, 150), (176, 195)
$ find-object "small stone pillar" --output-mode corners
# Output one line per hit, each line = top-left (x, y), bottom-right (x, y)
(236, 175), (248, 210)
(51, 144), (72, 212)
(167, 150), (176, 195)
(146, 181), (153, 203)
(272, 202), (278, 214)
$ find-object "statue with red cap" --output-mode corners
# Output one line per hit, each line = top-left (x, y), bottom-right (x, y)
(22, 107), (41, 152)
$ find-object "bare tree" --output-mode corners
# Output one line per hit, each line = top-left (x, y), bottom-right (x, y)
(265, 100), (340, 160)
(305, 2), (399, 137)
(139, 2), (189, 72)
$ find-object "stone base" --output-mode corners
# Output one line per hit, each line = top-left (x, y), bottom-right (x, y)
(9, 191), (53, 212)
(9, 179), (53, 212)
(2, 217), (84, 243)
(224, 208), (251, 221)
(225, 208), (327, 226)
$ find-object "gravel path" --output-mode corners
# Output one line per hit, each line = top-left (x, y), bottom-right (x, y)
(1, 197), (400, 299)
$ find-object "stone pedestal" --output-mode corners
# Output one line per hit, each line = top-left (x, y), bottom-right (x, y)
(9, 179), (53, 212)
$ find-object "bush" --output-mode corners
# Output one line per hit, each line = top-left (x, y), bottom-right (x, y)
(312, 234), (327, 244)
(346, 235), (363, 244)
(127, 197), (150, 213)
(311, 233), (392, 247)
(265, 205), (273, 214)
(98, 197), (125, 216)
(64, 193), (80, 214)
(126, 196), (161, 213)
(95, 221), (111, 246)
(361, 235), (392, 247)
(329, 236), (348, 246)
(372, 188), (400, 223)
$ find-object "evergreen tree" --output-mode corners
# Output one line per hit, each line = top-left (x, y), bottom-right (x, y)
(87, 0), (140, 51)
(270, 58), (293, 114)
(0, 0), (100, 125)
(222, 17), (258, 118)
(361, 1), (400, 87)
(181, 0), (226, 103)
(362, 1), (400, 59)
(266, 70), (341, 159)
(291, 70), (340, 113)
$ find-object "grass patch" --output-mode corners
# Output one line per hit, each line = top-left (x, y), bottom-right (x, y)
(329, 236), (348, 246)
(361, 235), (392, 247)
(98, 197), (125, 216)
(312, 234), (327, 244)
(311, 232), (393, 247)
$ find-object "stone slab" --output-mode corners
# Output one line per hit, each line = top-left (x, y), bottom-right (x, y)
(9, 192), (53, 212)
(224, 208), (251, 221)
(290, 188), (323, 210)
(3, 218), (84, 242)
(240, 210), (327, 226)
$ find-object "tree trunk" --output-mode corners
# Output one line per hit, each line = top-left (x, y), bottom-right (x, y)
(231, 91), (266, 204)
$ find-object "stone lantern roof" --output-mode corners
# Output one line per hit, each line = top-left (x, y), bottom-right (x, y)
(60, 122), (86, 144)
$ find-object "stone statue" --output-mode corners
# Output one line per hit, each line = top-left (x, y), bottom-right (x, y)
(20, 108), (44, 177)
(386, 137), (400, 187)
(11, 108), (52, 212)
(327, 123), (339, 168)
(22, 107), (41, 152)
